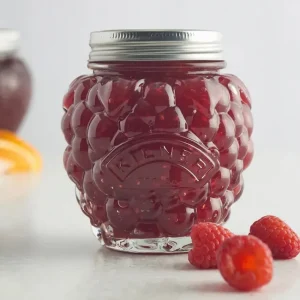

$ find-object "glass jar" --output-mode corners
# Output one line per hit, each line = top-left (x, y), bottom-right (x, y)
(61, 30), (253, 253)
(0, 29), (32, 132)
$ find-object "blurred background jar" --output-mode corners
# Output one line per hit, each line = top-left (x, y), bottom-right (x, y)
(0, 29), (41, 243)
(0, 28), (31, 132)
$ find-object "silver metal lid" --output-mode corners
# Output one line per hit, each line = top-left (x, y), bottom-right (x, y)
(89, 30), (224, 62)
(0, 29), (20, 56)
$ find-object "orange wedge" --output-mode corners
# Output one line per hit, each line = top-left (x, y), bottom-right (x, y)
(0, 130), (42, 174)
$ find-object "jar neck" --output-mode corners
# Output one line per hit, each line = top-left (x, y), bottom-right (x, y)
(0, 51), (17, 61)
(89, 61), (226, 76)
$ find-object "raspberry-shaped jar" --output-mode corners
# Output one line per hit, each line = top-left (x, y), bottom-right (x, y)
(61, 30), (254, 253)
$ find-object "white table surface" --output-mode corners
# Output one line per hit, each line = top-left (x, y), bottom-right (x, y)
(1, 153), (300, 300)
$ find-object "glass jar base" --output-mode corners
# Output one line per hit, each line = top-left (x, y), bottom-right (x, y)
(91, 225), (192, 254)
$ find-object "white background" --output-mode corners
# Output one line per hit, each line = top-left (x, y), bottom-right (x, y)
(1, 0), (300, 299)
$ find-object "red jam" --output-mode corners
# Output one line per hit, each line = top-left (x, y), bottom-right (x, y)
(62, 61), (253, 243)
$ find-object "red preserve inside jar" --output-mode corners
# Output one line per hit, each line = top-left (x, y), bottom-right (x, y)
(61, 30), (253, 253)
(0, 29), (31, 132)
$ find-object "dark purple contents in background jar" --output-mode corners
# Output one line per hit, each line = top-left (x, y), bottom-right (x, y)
(61, 30), (253, 253)
(0, 29), (31, 132)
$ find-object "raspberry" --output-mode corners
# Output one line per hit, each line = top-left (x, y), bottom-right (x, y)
(250, 216), (300, 259)
(188, 223), (234, 269)
(217, 235), (273, 291)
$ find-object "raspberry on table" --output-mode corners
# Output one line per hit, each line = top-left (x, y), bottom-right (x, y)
(217, 235), (273, 291)
(188, 223), (234, 269)
(250, 215), (300, 259)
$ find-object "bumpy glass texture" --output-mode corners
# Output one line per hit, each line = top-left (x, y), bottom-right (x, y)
(0, 57), (31, 131)
(62, 62), (253, 243)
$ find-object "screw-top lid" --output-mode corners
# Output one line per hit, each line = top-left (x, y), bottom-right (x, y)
(89, 30), (224, 62)
(0, 29), (20, 56)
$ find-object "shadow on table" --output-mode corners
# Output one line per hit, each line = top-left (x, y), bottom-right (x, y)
(2, 232), (300, 297)
(0, 234), (98, 260)
(93, 247), (192, 271)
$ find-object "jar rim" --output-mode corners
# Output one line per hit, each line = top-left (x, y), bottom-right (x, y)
(0, 29), (20, 56)
(89, 30), (224, 62)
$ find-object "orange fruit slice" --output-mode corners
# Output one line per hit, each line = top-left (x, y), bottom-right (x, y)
(0, 130), (42, 174)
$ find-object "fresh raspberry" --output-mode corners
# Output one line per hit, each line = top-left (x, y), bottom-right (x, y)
(188, 223), (234, 269)
(250, 215), (300, 259)
(217, 235), (273, 291)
